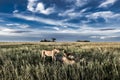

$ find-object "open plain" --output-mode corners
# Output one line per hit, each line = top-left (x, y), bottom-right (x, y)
(0, 42), (120, 80)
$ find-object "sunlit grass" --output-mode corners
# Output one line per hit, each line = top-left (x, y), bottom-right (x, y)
(0, 42), (120, 80)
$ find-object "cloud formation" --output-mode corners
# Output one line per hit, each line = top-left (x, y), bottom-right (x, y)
(27, 0), (54, 15)
(0, 0), (120, 41)
(35, 3), (55, 15)
(99, 0), (117, 8)
(86, 11), (120, 22)
(65, 0), (88, 7)
(13, 13), (81, 28)
(27, 0), (38, 12)
(13, 10), (19, 14)
(90, 35), (119, 40)
(75, 0), (88, 7)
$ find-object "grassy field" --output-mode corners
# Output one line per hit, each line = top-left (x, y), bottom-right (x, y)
(0, 42), (120, 80)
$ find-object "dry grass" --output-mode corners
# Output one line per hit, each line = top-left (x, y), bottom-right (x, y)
(0, 42), (120, 80)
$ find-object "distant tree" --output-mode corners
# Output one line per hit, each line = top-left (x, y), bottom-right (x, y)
(84, 40), (90, 42)
(51, 38), (56, 42)
(40, 40), (44, 42)
(76, 40), (90, 42)
(40, 38), (57, 42)
(40, 38), (53, 42)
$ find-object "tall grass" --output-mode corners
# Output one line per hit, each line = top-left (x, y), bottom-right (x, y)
(0, 42), (120, 80)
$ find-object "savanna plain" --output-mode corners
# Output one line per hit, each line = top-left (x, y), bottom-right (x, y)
(0, 42), (120, 80)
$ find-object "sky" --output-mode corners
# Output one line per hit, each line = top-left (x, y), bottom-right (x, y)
(0, 0), (120, 42)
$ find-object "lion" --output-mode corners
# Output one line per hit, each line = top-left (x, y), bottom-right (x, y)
(41, 49), (60, 61)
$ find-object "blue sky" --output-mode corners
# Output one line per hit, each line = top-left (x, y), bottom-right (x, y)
(0, 0), (120, 42)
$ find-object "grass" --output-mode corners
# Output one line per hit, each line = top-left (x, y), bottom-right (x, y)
(0, 42), (120, 80)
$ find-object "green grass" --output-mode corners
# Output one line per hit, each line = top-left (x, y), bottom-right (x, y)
(0, 42), (120, 80)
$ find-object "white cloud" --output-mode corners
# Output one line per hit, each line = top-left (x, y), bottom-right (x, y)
(41, 25), (120, 35)
(63, 26), (68, 28)
(80, 8), (89, 13)
(0, 25), (32, 36)
(6, 23), (20, 26)
(65, 0), (88, 7)
(99, 0), (117, 8)
(58, 7), (90, 24)
(75, 0), (88, 7)
(58, 9), (74, 17)
(67, 8), (88, 17)
(86, 11), (120, 22)
(53, 27), (60, 31)
(13, 10), (19, 14)
(13, 14), (80, 28)
(27, 0), (54, 15)
(1, 27), (15, 32)
(0, 27), (17, 36)
(14, 14), (62, 25)
(27, 0), (38, 12)
(13, 13), (120, 38)
(86, 11), (113, 19)
(35, 3), (54, 15)
(90, 35), (119, 40)
(6, 23), (30, 29)
(87, 27), (120, 35)
(0, 23), (120, 41)
(82, 28), (120, 35)
(58, 8), (88, 20)
(18, 24), (30, 29)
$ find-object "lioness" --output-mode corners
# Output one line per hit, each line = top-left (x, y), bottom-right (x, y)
(41, 49), (60, 61)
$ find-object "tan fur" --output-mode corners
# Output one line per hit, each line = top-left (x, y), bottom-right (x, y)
(60, 51), (76, 65)
(63, 53), (75, 60)
(41, 49), (60, 60)
(62, 56), (75, 65)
